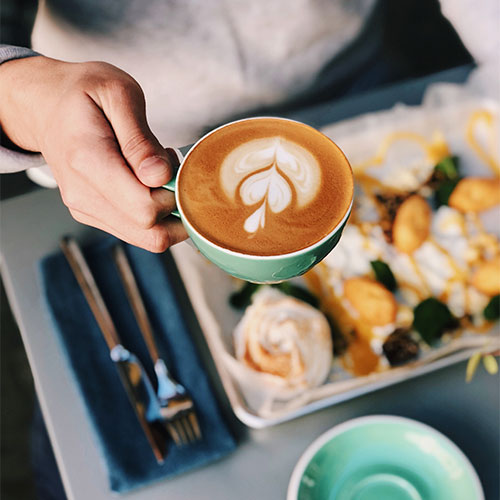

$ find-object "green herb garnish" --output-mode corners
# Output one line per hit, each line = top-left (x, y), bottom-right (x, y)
(413, 297), (458, 345)
(431, 156), (461, 207)
(483, 295), (500, 321)
(370, 260), (397, 291)
(435, 178), (461, 207)
(274, 282), (319, 308)
(229, 281), (319, 309)
(434, 156), (460, 180)
(229, 282), (261, 309)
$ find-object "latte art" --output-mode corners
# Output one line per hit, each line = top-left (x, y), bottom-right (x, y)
(220, 137), (321, 233)
(178, 118), (353, 256)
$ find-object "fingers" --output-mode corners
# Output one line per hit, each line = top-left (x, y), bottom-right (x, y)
(60, 165), (177, 231)
(38, 63), (187, 253)
(150, 187), (179, 219)
(61, 161), (186, 251)
(54, 100), (183, 250)
(63, 101), (174, 224)
(71, 207), (188, 253)
(94, 78), (175, 187)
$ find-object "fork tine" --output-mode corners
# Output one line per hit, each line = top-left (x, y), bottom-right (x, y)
(188, 411), (202, 440)
(173, 419), (188, 445)
(113, 243), (201, 448)
(165, 421), (182, 447)
(181, 415), (196, 443)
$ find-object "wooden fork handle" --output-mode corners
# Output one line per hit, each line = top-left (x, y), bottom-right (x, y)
(112, 244), (160, 363)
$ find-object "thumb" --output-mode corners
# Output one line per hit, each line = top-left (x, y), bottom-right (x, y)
(99, 79), (174, 187)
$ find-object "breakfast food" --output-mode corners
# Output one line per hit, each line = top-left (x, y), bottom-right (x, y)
(212, 95), (499, 419)
(448, 177), (500, 213)
(392, 195), (432, 254)
(232, 287), (332, 393)
(343, 277), (397, 326)
(471, 256), (500, 296)
(178, 118), (353, 256)
(304, 105), (499, 376)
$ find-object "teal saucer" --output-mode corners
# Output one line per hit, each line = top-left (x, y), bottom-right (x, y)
(287, 416), (483, 500)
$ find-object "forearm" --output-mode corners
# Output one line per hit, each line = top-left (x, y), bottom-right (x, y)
(0, 46), (48, 172)
(0, 54), (66, 153)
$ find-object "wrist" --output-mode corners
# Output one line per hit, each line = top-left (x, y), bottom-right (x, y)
(0, 56), (69, 152)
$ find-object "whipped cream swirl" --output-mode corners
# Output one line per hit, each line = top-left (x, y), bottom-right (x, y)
(234, 287), (332, 391)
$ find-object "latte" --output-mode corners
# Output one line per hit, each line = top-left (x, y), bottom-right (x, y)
(178, 118), (353, 256)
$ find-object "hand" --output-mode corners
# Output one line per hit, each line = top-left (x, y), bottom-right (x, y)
(0, 56), (188, 252)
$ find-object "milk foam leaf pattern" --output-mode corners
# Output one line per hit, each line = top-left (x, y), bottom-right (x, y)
(240, 167), (291, 212)
(370, 260), (397, 291)
(483, 294), (500, 321)
(413, 297), (458, 345)
(219, 137), (321, 234)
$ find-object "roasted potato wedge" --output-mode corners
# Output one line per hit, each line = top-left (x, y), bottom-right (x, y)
(344, 277), (397, 326)
(392, 195), (432, 254)
(449, 177), (500, 213)
(472, 256), (500, 296)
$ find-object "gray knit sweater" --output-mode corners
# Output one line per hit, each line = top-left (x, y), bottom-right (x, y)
(0, 0), (497, 176)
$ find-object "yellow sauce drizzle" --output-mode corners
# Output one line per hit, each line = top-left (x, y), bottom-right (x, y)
(342, 336), (380, 376)
(428, 237), (468, 280)
(303, 121), (499, 377)
(470, 212), (487, 236)
(466, 110), (500, 176)
(305, 267), (380, 375)
(408, 255), (431, 296)
(397, 280), (427, 302)
(355, 172), (397, 193)
(354, 131), (450, 174)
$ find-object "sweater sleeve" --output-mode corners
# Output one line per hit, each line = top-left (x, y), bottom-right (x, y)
(0, 44), (40, 64)
(438, 0), (499, 66)
(0, 44), (47, 174)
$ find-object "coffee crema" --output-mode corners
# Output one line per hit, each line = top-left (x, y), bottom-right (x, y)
(178, 118), (353, 256)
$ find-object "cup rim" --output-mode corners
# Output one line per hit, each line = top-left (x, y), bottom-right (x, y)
(175, 116), (354, 260)
(286, 415), (484, 500)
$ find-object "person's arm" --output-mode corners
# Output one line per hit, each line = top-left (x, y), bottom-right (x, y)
(0, 45), (39, 64)
(0, 55), (187, 252)
(0, 45), (47, 173)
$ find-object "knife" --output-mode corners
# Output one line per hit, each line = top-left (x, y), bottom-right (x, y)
(60, 236), (167, 464)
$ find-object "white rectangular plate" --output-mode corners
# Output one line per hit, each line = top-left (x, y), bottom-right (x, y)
(171, 83), (500, 428)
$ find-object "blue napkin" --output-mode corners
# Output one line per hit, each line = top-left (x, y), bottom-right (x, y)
(38, 237), (236, 493)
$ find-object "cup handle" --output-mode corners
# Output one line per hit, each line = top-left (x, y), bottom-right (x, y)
(162, 148), (184, 218)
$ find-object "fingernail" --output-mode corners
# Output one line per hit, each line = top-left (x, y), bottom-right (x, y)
(138, 156), (170, 179)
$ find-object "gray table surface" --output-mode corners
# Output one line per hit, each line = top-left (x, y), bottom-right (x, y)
(1, 66), (499, 500)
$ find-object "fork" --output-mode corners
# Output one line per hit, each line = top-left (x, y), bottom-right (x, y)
(112, 243), (202, 446)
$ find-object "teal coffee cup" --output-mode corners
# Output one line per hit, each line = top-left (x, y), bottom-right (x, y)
(164, 117), (353, 284)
